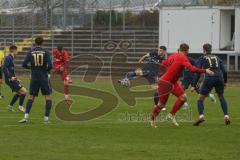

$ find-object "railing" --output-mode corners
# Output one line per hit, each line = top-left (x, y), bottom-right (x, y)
(1, 28), (239, 72)
(0, 28), (158, 60)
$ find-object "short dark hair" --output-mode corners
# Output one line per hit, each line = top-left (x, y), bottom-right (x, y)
(9, 45), (17, 51)
(159, 46), (167, 51)
(35, 36), (44, 46)
(203, 43), (212, 54)
(57, 46), (63, 52)
(179, 43), (189, 52)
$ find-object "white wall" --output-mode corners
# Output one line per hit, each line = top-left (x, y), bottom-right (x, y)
(220, 10), (234, 49)
(159, 7), (220, 53)
(235, 7), (240, 53)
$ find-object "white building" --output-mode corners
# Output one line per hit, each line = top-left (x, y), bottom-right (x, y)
(155, 1), (240, 71)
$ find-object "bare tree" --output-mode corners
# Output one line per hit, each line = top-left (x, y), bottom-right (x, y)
(24, 0), (63, 27)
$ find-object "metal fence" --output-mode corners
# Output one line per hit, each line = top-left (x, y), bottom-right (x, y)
(0, 27), (159, 55)
(1, 0), (240, 30)
(1, 0), (240, 72)
(0, 0), (160, 29)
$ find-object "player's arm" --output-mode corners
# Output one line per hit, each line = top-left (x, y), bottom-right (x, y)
(189, 57), (196, 66)
(183, 61), (206, 73)
(188, 57), (197, 87)
(22, 52), (31, 69)
(0, 53), (4, 65)
(191, 58), (204, 87)
(62, 51), (69, 65)
(158, 55), (172, 74)
(3, 57), (14, 80)
(138, 53), (149, 63)
(219, 59), (228, 84)
(52, 50), (59, 62)
(62, 51), (70, 71)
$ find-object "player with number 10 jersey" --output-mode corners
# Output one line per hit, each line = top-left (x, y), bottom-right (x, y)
(23, 44), (52, 96)
(19, 37), (53, 123)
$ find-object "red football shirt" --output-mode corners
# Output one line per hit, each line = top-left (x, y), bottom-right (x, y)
(160, 52), (206, 83)
(52, 49), (70, 71)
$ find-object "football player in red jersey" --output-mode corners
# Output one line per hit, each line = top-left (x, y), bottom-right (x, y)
(150, 43), (214, 127)
(52, 46), (72, 103)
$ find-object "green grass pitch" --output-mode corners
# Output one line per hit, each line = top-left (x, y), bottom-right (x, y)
(0, 78), (239, 160)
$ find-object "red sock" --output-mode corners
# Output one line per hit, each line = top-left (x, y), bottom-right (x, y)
(170, 98), (185, 115)
(64, 85), (69, 95)
(151, 105), (162, 121)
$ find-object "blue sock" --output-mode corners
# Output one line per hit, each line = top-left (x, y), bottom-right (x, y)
(197, 100), (204, 115)
(154, 92), (159, 105)
(45, 100), (52, 117)
(19, 94), (26, 106)
(126, 72), (136, 80)
(25, 99), (33, 114)
(10, 94), (19, 106)
(219, 97), (228, 115)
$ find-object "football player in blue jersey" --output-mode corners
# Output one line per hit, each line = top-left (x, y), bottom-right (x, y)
(181, 56), (216, 109)
(19, 37), (53, 123)
(118, 46), (167, 110)
(3, 45), (27, 112)
(118, 46), (166, 87)
(192, 43), (230, 126)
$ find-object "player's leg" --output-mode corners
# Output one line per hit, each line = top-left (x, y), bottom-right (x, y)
(206, 93), (217, 103)
(181, 79), (191, 109)
(196, 83), (216, 103)
(19, 95), (35, 123)
(193, 94), (207, 126)
(19, 80), (39, 123)
(127, 70), (138, 79)
(217, 93), (230, 125)
(44, 95), (52, 123)
(193, 80), (212, 126)
(151, 78), (166, 111)
(150, 94), (169, 128)
(8, 93), (20, 112)
(215, 81), (230, 125)
(153, 92), (159, 105)
(8, 81), (23, 112)
(63, 74), (72, 104)
(61, 67), (70, 102)
(17, 87), (27, 112)
(167, 83), (186, 126)
(40, 78), (53, 123)
(118, 68), (143, 87)
(150, 80), (172, 127)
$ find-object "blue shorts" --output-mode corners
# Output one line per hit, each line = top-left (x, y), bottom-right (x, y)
(142, 63), (163, 84)
(30, 78), (52, 96)
(181, 78), (193, 90)
(200, 77), (224, 95)
(6, 80), (23, 92)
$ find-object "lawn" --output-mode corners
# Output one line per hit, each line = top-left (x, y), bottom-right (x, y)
(0, 77), (239, 160)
